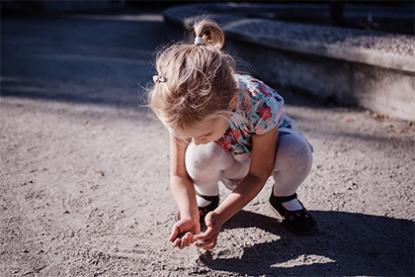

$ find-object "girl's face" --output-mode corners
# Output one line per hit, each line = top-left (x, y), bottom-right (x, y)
(176, 116), (231, 145)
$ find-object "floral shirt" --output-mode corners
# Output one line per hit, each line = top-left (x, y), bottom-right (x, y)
(215, 74), (293, 155)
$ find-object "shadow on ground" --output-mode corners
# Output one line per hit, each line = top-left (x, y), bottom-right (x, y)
(198, 210), (414, 276)
(1, 15), (185, 109)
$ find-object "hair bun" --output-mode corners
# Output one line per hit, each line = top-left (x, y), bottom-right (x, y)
(193, 18), (225, 50)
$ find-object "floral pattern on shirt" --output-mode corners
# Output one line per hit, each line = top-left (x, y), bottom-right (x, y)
(215, 74), (285, 155)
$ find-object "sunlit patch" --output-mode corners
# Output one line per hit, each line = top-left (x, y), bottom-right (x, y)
(206, 227), (282, 260)
(272, 254), (335, 268)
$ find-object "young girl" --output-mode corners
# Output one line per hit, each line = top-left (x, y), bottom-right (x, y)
(148, 18), (316, 250)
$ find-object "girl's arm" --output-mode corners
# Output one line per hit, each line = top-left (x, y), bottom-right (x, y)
(194, 127), (278, 249)
(214, 127), (278, 225)
(169, 134), (200, 222)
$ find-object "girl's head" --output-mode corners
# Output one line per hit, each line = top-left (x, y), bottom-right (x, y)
(148, 18), (238, 144)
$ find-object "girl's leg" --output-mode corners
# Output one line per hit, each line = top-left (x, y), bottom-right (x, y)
(185, 142), (239, 207)
(272, 132), (313, 210)
(221, 153), (251, 191)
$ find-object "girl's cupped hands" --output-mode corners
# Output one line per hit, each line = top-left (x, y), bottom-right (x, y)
(169, 218), (200, 249)
(194, 212), (222, 250)
(169, 212), (222, 250)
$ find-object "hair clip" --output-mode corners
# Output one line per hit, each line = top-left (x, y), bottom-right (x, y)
(194, 36), (205, 46)
(153, 75), (167, 84)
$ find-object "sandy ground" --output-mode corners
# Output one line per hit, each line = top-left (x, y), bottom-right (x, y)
(1, 14), (414, 277)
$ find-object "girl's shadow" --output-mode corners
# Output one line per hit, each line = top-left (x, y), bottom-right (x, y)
(198, 209), (414, 276)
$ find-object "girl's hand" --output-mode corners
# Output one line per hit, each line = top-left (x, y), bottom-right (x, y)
(194, 212), (222, 250)
(169, 217), (200, 249)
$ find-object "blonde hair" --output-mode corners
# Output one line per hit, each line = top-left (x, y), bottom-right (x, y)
(147, 17), (238, 133)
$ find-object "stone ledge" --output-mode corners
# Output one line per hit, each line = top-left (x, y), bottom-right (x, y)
(224, 18), (415, 73)
(164, 4), (415, 73)
(163, 4), (415, 121)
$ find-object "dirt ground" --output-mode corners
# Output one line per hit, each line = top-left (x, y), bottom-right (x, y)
(1, 14), (414, 277)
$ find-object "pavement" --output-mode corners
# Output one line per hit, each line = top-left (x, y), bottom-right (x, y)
(1, 11), (414, 277)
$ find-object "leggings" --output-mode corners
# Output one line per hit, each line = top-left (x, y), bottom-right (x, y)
(185, 130), (313, 198)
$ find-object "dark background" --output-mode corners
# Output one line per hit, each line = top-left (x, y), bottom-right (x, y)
(1, 0), (414, 34)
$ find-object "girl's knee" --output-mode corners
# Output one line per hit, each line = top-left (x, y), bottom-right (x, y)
(274, 133), (313, 175)
(185, 142), (230, 179)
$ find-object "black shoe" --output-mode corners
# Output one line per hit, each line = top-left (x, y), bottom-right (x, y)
(175, 193), (219, 230)
(269, 192), (317, 235)
(197, 195), (220, 229)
